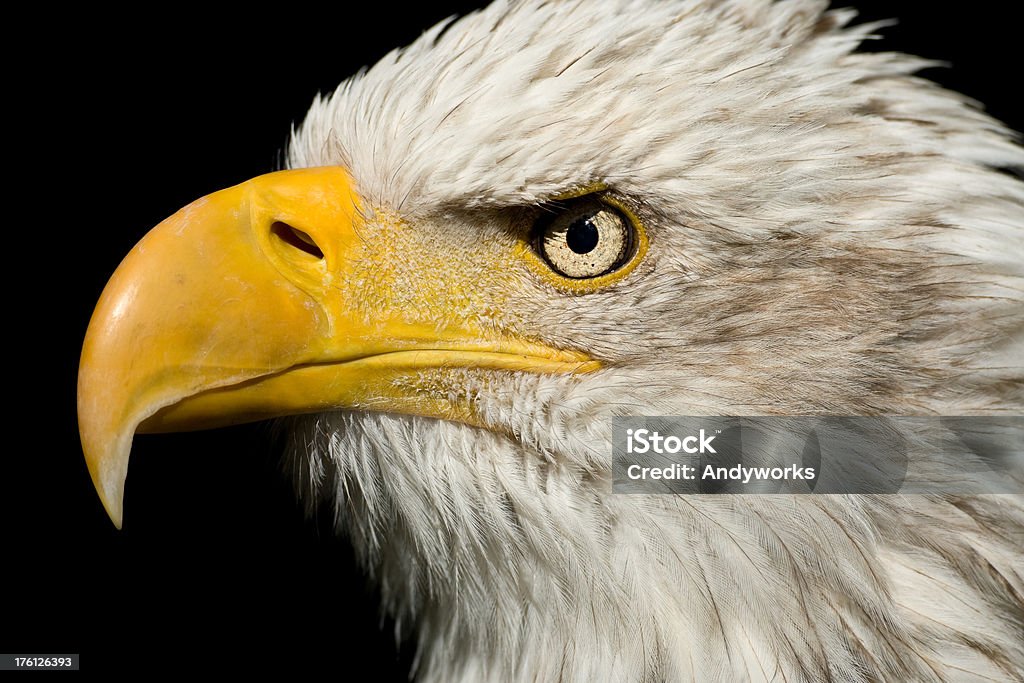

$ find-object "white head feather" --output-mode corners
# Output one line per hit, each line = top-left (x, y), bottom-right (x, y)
(286, 1), (1024, 680)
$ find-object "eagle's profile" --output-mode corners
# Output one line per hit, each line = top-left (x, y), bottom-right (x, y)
(78, 1), (1023, 681)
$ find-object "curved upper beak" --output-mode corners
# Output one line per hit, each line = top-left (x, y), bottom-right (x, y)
(78, 167), (595, 528)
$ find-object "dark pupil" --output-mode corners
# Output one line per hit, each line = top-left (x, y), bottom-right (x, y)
(566, 217), (600, 254)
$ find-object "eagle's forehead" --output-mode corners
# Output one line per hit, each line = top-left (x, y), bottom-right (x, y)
(287, 0), (888, 215)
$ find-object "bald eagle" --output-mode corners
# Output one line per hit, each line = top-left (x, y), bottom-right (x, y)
(78, 1), (1023, 681)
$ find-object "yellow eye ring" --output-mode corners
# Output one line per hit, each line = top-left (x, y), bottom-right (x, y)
(518, 193), (649, 294)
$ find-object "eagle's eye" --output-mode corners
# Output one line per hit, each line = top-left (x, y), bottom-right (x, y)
(537, 199), (636, 279)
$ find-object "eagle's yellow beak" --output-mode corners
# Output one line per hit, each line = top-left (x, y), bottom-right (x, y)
(78, 167), (595, 528)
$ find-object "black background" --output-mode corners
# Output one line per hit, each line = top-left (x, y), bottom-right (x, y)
(9, 2), (1021, 676)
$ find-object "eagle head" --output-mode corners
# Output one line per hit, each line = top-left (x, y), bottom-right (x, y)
(79, 1), (1023, 680)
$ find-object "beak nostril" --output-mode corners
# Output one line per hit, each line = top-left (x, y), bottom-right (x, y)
(271, 221), (324, 259)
